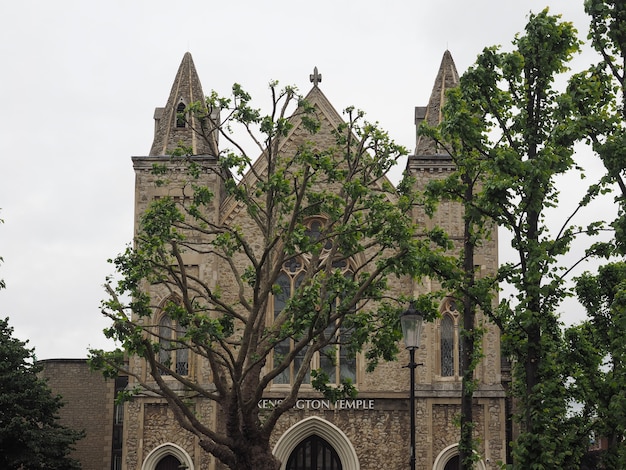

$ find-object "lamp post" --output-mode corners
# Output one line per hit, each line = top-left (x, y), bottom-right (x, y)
(400, 302), (425, 470)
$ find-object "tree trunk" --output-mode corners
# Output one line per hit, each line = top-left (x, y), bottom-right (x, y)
(232, 445), (281, 470)
(459, 177), (477, 470)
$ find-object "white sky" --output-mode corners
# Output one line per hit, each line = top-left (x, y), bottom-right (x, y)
(0, 1), (611, 359)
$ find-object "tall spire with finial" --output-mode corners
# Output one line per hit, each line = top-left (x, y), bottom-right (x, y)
(149, 52), (215, 156)
(412, 50), (459, 157)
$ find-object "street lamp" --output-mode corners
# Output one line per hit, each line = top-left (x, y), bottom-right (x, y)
(400, 302), (425, 470)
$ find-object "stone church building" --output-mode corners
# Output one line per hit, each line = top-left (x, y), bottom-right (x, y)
(116, 51), (508, 470)
(45, 51), (508, 470)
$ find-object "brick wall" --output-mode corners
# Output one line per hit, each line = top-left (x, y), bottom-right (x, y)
(39, 359), (115, 470)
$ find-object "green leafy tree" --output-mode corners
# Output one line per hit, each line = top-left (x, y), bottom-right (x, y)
(430, 9), (606, 467)
(419, 86), (499, 469)
(91, 83), (436, 470)
(569, 0), (626, 252)
(565, 5), (626, 468)
(583, 0), (626, 199)
(0, 317), (83, 469)
(567, 262), (626, 469)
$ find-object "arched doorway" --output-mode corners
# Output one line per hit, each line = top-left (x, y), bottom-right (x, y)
(443, 455), (459, 470)
(286, 434), (342, 470)
(142, 443), (194, 470)
(432, 444), (487, 470)
(156, 455), (182, 470)
(273, 416), (359, 470)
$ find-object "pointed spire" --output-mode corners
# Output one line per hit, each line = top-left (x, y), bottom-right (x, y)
(149, 52), (216, 156)
(413, 50), (459, 156)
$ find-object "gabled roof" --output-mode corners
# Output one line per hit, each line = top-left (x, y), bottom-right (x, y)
(220, 74), (398, 224)
(412, 50), (460, 158)
(149, 52), (214, 156)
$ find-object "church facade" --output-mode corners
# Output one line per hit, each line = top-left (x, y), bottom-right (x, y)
(122, 52), (507, 470)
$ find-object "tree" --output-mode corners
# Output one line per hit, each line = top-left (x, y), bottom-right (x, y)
(91, 83), (435, 470)
(565, 4), (626, 467)
(583, 0), (626, 201)
(569, 0), (626, 252)
(432, 9), (604, 467)
(419, 84), (500, 469)
(0, 317), (83, 469)
(567, 262), (626, 469)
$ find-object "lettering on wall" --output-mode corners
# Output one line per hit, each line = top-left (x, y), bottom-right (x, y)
(258, 398), (375, 410)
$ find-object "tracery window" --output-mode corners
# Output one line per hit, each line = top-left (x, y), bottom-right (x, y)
(273, 269), (308, 385)
(320, 260), (356, 385)
(272, 218), (357, 386)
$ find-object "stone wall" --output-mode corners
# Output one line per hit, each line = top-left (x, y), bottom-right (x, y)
(121, 387), (507, 470)
(124, 397), (215, 470)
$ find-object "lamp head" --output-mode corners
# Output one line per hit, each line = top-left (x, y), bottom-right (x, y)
(400, 302), (424, 350)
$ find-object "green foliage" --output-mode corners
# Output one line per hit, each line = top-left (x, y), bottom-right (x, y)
(573, 1), (626, 253)
(420, 45), (499, 468)
(0, 317), (84, 469)
(428, 8), (609, 469)
(563, 5), (626, 465)
(568, 262), (626, 468)
(310, 369), (358, 402)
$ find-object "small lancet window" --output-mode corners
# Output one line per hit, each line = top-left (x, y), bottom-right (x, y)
(441, 314), (455, 377)
(159, 315), (173, 373)
(158, 313), (189, 376)
(439, 297), (461, 378)
(176, 102), (186, 128)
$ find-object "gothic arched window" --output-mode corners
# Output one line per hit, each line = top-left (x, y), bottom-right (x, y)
(158, 310), (189, 376)
(441, 314), (455, 377)
(272, 218), (357, 386)
(320, 264), (356, 385)
(273, 270), (308, 385)
(439, 297), (460, 378)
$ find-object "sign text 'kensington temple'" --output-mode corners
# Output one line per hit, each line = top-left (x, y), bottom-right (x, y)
(258, 398), (376, 411)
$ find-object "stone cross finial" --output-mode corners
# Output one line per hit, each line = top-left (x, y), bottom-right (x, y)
(310, 67), (322, 87)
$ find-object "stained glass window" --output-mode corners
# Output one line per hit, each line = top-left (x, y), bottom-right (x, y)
(441, 314), (455, 377)
(274, 271), (309, 384)
(272, 218), (356, 386)
(158, 313), (188, 376)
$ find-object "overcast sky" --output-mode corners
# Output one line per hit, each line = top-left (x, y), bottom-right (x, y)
(0, 1), (610, 359)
